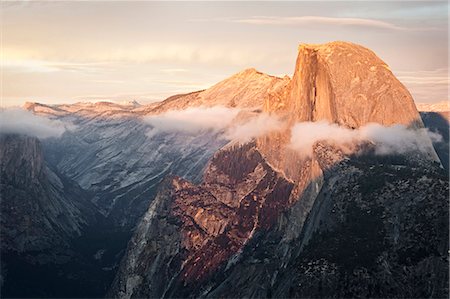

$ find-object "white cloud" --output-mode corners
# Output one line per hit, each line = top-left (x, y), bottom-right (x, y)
(225, 113), (283, 143)
(289, 121), (440, 157)
(0, 109), (68, 139)
(144, 107), (283, 142)
(144, 106), (240, 135)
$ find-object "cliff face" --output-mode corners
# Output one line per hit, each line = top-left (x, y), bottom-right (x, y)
(0, 135), (44, 186)
(282, 42), (421, 127)
(12, 41), (448, 298)
(0, 134), (95, 253)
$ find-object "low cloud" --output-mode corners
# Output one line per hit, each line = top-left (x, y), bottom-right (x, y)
(0, 109), (67, 139)
(225, 113), (283, 142)
(144, 107), (283, 142)
(290, 121), (440, 156)
(144, 106), (240, 135)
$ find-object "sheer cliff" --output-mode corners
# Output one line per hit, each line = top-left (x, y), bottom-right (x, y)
(0, 134), (104, 297)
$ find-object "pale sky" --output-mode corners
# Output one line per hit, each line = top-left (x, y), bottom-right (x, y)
(2, 1), (448, 106)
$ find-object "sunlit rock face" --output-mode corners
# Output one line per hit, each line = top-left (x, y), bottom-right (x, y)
(148, 68), (288, 113)
(287, 41), (422, 127)
(257, 41), (437, 188)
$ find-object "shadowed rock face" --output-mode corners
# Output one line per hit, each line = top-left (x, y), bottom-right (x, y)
(273, 147), (449, 299)
(420, 111), (449, 170)
(0, 135), (95, 253)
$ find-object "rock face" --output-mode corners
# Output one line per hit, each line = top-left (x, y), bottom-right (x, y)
(273, 147), (448, 298)
(283, 42), (421, 127)
(0, 134), (106, 297)
(0, 134), (94, 253)
(420, 111), (449, 170)
(110, 142), (448, 298)
(108, 143), (295, 298)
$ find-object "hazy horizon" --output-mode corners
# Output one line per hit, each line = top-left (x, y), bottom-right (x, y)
(2, 1), (448, 107)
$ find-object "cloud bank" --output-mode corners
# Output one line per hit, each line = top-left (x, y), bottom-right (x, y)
(289, 121), (441, 156)
(144, 106), (240, 135)
(0, 109), (67, 139)
(225, 113), (283, 142)
(144, 107), (282, 141)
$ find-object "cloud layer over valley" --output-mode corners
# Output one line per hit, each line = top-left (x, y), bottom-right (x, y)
(144, 106), (283, 142)
(0, 109), (68, 139)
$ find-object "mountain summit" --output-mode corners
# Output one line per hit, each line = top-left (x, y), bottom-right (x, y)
(265, 41), (421, 128)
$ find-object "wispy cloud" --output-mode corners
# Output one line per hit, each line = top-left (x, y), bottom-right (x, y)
(3, 59), (107, 73)
(229, 16), (438, 31)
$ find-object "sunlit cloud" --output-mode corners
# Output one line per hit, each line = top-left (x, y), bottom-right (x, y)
(216, 16), (439, 31)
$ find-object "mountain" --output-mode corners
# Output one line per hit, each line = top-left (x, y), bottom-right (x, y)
(23, 68), (289, 229)
(108, 42), (448, 298)
(5, 41), (447, 298)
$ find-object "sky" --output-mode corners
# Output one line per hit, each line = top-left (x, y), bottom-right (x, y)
(2, 1), (448, 107)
